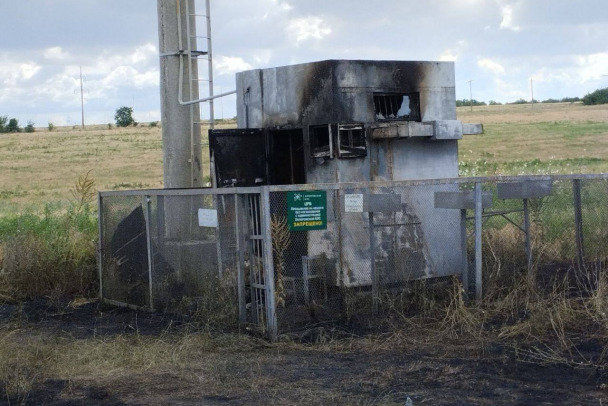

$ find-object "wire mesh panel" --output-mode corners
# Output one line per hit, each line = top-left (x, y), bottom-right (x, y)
(100, 194), (151, 308)
(269, 190), (341, 332)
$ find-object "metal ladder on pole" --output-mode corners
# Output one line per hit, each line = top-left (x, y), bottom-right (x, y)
(176, 0), (214, 186)
(185, 0), (214, 129)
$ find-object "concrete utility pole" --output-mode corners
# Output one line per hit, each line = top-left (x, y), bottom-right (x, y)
(467, 80), (473, 112)
(157, 0), (202, 189)
(530, 78), (534, 111)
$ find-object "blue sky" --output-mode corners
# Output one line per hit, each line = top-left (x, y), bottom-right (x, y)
(1, 0), (607, 126)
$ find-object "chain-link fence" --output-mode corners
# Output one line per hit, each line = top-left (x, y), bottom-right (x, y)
(99, 175), (608, 339)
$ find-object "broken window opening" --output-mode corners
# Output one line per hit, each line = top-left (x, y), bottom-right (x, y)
(338, 124), (366, 159)
(373, 93), (421, 122)
(310, 124), (333, 158)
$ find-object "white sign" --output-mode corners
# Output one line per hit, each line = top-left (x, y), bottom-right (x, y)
(344, 194), (364, 213)
(198, 209), (218, 227)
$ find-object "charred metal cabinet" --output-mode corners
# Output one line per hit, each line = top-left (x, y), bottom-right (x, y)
(210, 128), (306, 187)
(209, 129), (267, 187)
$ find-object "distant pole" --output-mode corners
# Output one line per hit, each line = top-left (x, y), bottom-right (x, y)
(467, 80), (473, 112)
(530, 78), (534, 111)
(79, 66), (85, 129)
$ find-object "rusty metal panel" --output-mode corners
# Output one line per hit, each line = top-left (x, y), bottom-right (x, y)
(497, 180), (553, 199)
(434, 191), (493, 209)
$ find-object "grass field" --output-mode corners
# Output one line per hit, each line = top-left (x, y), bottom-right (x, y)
(1, 103), (607, 214)
(3, 103), (608, 404)
(458, 102), (608, 175)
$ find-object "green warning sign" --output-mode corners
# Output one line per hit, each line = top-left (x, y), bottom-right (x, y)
(287, 191), (327, 231)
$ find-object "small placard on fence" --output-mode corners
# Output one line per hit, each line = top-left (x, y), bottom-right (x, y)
(345, 194), (364, 213)
(287, 191), (327, 231)
(198, 208), (218, 227)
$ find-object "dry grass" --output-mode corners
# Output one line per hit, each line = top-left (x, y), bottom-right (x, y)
(0, 121), (236, 215)
(458, 102), (608, 174)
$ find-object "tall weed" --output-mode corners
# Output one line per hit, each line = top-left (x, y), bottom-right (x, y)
(0, 173), (98, 302)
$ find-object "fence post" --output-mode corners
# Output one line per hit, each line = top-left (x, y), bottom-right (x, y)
(474, 182), (483, 300)
(260, 187), (278, 341)
(460, 209), (468, 295)
(215, 195), (224, 278)
(523, 198), (532, 273)
(235, 194), (247, 324)
(144, 195), (154, 311)
(369, 211), (378, 315)
(97, 193), (104, 303)
(573, 179), (585, 268)
(302, 256), (310, 305)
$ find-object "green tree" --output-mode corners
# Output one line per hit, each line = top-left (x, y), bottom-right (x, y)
(0, 116), (7, 133)
(114, 106), (135, 127)
(7, 118), (20, 132)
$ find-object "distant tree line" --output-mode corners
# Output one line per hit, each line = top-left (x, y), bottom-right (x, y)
(456, 96), (584, 107)
(0, 116), (34, 133)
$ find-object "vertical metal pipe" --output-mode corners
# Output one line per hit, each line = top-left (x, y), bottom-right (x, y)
(336, 190), (344, 288)
(302, 256), (310, 305)
(460, 209), (468, 296)
(205, 0), (215, 129)
(474, 182), (483, 300)
(261, 188), (278, 340)
(215, 195), (223, 278)
(145, 196), (155, 311)
(97, 193), (104, 302)
(235, 194), (246, 323)
(369, 211), (378, 315)
(157, 195), (165, 247)
(573, 179), (585, 268)
(523, 198), (532, 273)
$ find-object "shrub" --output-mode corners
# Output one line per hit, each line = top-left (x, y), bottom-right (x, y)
(149, 121), (158, 128)
(47, 122), (55, 132)
(24, 121), (35, 133)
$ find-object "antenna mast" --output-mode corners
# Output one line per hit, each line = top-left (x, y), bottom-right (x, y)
(80, 66), (85, 129)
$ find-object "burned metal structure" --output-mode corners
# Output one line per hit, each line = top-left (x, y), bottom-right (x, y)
(210, 60), (482, 287)
(99, 59), (491, 339)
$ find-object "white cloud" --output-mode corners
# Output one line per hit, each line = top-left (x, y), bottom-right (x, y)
(102, 65), (158, 89)
(287, 16), (331, 43)
(478, 58), (506, 75)
(43, 46), (68, 60)
(0, 61), (41, 86)
(215, 56), (253, 75)
(499, 4), (520, 31)
(439, 41), (467, 62)
(576, 52), (608, 83)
